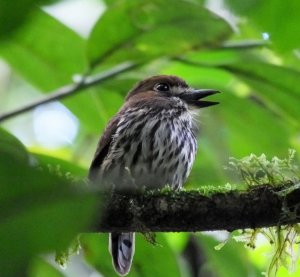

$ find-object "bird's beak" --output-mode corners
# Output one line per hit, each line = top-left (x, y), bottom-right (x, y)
(179, 89), (220, 108)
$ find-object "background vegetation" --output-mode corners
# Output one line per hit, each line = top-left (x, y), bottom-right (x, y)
(0, 0), (300, 276)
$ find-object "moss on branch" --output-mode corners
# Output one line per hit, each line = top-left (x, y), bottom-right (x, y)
(92, 181), (300, 233)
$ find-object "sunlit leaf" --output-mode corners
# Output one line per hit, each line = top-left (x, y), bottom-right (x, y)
(0, 10), (87, 91)
(224, 0), (300, 52)
(182, 47), (263, 67)
(0, 10), (104, 133)
(29, 258), (66, 277)
(87, 0), (232, 67)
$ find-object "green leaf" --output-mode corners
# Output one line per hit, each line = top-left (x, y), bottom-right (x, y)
(0, 10), (87, 91)
(32, 153), (87, 177)
(0, 9), (106, 133)
(0, 131), (97, 277)
(101, 0), (117, 7)
(0, 1), (34, 39)
(181, 47), (265, 67)
(73, 77), (139, 134)
(81, 233), (181, 277)
(224, 62), (300, 124)
(0, 0), (57, 40)
(0, 127), (29, 165)
(87, 0), (232, 67)
(197, 234), (261, 277)
(215, 91), (291, 157)
(29, 258), (66, 277)
(161, 60), (234, 89)
(224, 0), (300, 52)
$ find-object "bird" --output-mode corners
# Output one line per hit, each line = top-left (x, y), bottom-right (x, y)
(88, 75), (219, 276)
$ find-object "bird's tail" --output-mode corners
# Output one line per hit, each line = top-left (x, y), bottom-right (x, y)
(109, 232), (135, 276)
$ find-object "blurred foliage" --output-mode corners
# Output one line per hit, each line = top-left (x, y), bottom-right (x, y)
(224, 0), (300, 52)
(0, 0), (300, 276)
(87, 0), (231, 67)
(198, 234), (262, 276)
(29, 257), (66, 277)
(0, 0), (58, 39)
(81, 233), (181, 277)
(0, 128), (97, 277)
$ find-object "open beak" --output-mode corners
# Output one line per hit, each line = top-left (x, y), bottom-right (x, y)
(179, 89), (220, 108)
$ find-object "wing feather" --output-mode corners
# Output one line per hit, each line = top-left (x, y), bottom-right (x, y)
(88, 115), (120, 181)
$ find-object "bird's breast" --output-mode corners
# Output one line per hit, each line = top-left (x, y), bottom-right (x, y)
(102, 105), (197, 189)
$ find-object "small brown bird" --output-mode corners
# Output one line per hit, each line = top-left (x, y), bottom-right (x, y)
(88, 75), (219, 275)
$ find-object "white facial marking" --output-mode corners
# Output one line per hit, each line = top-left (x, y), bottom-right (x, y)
(170, 86), (188, 95)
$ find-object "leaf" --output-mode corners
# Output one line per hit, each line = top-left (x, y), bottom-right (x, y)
(73, 77), (139, 134)
(215, 91), (291, 157)
(87, 0), (232, 67)
(0, 10), (104, 133)
(29, 258), (66, 277)
(224, 0), (300, 52)
(0, 127), (29, 164)
(226, 63), (300, 98)
(0, 0), (57, 40)
(0, 10), (87, 91)
(0, 131), (97, 277)
(101, 0), (118, 7)
(224, 62), (300, 123)
(81, 233), (181, 277)
(197, 234), (261, 277)
(32, 153), (87, 177)
(182, 46), (264, 67)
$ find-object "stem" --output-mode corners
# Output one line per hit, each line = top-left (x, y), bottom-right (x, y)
(0, 62), (139, 123)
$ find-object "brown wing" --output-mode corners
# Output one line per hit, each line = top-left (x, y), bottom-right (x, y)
(88, 115), (120, 182)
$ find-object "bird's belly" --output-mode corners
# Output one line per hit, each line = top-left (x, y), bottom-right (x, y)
(103, 116), (197, 189)
(137, 125), (196, 189)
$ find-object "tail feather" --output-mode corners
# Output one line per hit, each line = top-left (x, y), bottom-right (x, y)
(109, 232), (135, 276)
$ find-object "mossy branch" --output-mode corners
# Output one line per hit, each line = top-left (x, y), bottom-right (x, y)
(91, 182), (300, 233)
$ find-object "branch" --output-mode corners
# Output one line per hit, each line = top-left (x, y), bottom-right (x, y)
(0, 62), (139, 123)
(92, 183), (300, 232)
(222, 40), (268, 49)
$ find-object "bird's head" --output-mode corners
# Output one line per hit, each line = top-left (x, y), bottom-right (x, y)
(126, 75), (219, 108)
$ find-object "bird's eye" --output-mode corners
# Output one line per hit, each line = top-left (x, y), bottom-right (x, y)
(155, 83), (170, 92)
